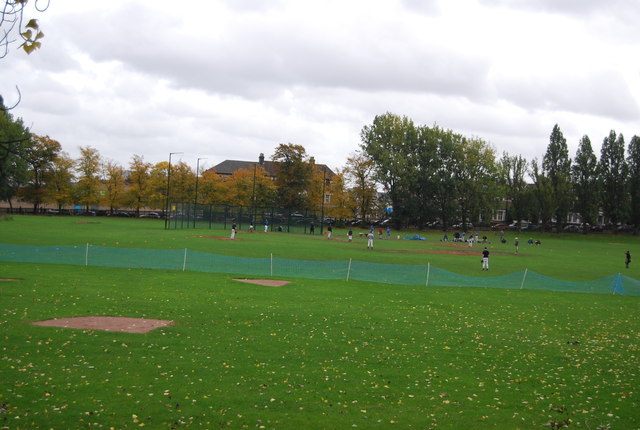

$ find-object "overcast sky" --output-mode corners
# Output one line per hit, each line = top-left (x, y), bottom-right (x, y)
(1, 0), (639, 173)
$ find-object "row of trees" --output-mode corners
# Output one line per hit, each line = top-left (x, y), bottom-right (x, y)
(361, 113), (640, 232)
(2, 103), (639, 232)
(1, 104), (363, 218)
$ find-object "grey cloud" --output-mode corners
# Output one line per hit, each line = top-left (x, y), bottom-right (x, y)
(496, 71), (639, 120)
(54, 2), (492, 102)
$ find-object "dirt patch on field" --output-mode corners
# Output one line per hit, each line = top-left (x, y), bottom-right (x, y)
(32, 316), (174, 333)
(74, 221), (100, 224)
(189, 235), (244, 241)
(0, 278), (21, 282)
(233, 278), (290, 287)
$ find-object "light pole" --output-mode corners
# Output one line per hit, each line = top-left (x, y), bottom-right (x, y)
(165, 152), (183, 230)
(320, 166), (327, 235)
(251, 163), (257, 226)
(194, 157), (207, 228)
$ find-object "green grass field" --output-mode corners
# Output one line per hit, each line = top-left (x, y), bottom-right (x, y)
(1, 215), (639, 429)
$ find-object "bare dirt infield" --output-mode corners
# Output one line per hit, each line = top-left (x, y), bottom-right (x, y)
(32, 316), (174, 333)
(233, 278), (291, 287)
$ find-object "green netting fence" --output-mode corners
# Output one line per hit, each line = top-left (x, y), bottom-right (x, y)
(1, 243), (639, 296)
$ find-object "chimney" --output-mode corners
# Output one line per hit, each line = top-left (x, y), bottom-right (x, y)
(259, 153), (265, 165)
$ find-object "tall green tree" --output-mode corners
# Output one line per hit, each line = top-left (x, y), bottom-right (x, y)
(626, 135), (640, 232)
(429, 127), (460, 230)
(542, 124), (572, 231)
(598, 130), (628, 226)
(530, 158), (555, 231)
(497, 152), (529, 227)
(271, 143), (313, 209)
(412, 125), (441, 228)
(571, 135), (599, 233)
(74, 146), (102, 211)
(360, 113), (418, 227)
(0, 101), (30, 208)
(454, 137), (498, 230)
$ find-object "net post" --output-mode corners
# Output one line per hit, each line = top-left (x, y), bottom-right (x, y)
(85, 243), (89, 266)
(270, 253), (273, 277)
(520, 268), (528, 289)
(425, 262), (431, 287)
(183, 248), (188, 271)
(347, 258), (352, 281)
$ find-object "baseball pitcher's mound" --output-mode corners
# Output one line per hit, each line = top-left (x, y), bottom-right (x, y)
(233, 278), (290, 287)
(32, 316), (174, 333)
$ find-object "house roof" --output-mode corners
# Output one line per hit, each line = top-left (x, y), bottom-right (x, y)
(212, 159), (279, 177)
(210, 154), (335, 179)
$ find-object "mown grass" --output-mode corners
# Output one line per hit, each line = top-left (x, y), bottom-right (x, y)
(1, 215), (639, 429)
(0, 215), (637, 280)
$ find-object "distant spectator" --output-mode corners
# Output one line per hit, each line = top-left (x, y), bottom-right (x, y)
(327, 223), (333, 239)
(348, 229), (353, 242)
(515, 237), (519, 254)
(386, 226), (391, 239)
(626, 250), (631, 269)
(264, 219), (269, 233)
(367, 231), (374, 249)
(231, 223), (237, 239)
(310, 222), (315, 235)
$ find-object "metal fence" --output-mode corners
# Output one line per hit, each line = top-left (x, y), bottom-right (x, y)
(166, 203), (334, 234)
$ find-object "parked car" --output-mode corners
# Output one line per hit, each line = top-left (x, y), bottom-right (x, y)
(140, 212), (161, 219)
(107, 212), (132, 217)
(452, 222), (473, 229)
(563, 224), (581, 232)
(524, 223), (542, 231)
